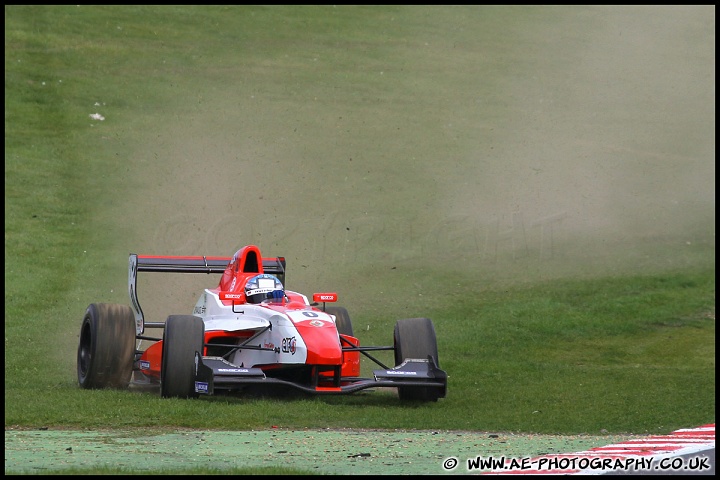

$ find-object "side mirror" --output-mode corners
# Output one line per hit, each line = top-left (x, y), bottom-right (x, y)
(219, 291), (246, 313)
(219, 291), (245, 301)
(313, 293), (338, 303)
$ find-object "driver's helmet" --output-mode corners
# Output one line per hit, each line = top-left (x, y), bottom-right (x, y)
(244, 274), (284, 304)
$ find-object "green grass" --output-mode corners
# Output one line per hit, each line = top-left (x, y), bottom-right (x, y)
(9, 465), (321, 476)
(5, 5), (715, 474)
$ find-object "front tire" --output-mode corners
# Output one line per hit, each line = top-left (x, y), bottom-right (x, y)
(160, 315), (204, 399)
(77, 303), (136, 389)
(326, 306), (354, 337)
(393, 317), (441, 402)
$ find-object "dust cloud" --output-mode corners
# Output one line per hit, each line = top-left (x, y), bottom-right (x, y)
(110, 6), (714, 318)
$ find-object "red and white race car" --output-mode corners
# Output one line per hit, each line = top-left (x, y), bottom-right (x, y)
(77, 245), (447, 402)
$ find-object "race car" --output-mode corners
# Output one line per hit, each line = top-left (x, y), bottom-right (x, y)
(76, 245), (447, 402)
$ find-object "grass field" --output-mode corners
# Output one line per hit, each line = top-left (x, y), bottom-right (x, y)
(5, 5), (715, 474)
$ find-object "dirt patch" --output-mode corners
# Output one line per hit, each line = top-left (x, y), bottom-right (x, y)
(4, 427), (639, 475)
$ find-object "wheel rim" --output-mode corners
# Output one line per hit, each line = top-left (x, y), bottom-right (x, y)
(78, 324), (91, 380)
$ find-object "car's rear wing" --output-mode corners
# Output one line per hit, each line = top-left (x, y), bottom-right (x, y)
(128, 253), (286, 334)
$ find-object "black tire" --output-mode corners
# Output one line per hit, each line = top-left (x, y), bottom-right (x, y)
(326, 306), (354, 337)
(393, 317), (441, 402)
(77, 303), (136, 389)
(160, 315), (204, 399)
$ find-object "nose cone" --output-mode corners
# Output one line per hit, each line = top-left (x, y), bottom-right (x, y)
(295, 322), (342, 365)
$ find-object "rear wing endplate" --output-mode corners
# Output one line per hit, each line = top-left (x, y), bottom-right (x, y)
(128, 253), (286, 334)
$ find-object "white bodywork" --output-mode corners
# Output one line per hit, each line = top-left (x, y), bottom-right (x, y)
(192, 289), (338, 367)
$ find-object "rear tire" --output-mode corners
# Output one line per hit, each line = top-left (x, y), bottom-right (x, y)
(77, 303), (135, 389)
(160, 315), (204, 398)
(326, 306), (353, 337)
(393, 317), (441, 402)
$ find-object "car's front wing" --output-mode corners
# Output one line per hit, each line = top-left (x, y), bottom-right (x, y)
(193, 354), (447, 397)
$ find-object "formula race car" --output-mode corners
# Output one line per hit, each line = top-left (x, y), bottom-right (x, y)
(77, 245), (447, 402)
